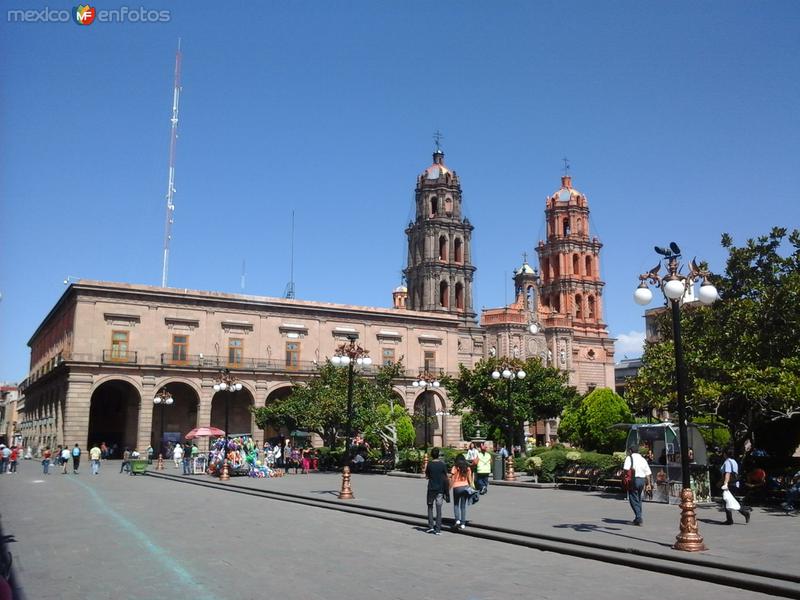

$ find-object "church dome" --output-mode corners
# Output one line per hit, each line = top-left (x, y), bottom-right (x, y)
(555, 175), (581, 202)
(515, 261), (536, 276)
(393, 285), (408, 293)
(423, 150), (452, 180)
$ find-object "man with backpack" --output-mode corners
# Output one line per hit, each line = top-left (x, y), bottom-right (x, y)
(71, 443), (82, 474)
(721, 448), (751, 525)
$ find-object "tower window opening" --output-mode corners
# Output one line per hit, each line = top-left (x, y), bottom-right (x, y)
(554, 295), (561, 313)
(588, 295), (596, 319)
(455, 282), (464, 310)
(439, 281), (449, 309)
(585, 256), (592, 277)
(454, 238), (463, 263)
(572, 254), (579, 276)
(575, 294), (583, 319)
(563, 218), (571, 237)
(445, 197), (453, 215)
(439, 236), (448, 261)
(526, 285), (535, 312)
(577, 218), (584, 235)
(431, 197), (439, 216)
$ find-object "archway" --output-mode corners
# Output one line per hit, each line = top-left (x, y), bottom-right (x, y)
(263, 386), (293, 442)
(413, 391), (444, 448)
(211, 386), (254, 438)
(88, 380), (140, 456)
(150, 381), (199, 455)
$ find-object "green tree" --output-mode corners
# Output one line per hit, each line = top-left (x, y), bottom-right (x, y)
(443, 357), (578, 451)
(252, 360), (405, 448)
(559, 388), (632, 453)
(626, 228), (800, 455)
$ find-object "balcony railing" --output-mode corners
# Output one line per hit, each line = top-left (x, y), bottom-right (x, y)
(102, 349), (138, 363)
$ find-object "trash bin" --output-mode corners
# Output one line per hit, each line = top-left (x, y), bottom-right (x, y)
(493, 454), (504, 480)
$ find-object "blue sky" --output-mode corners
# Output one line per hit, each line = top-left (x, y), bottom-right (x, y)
(1, 1), (799, 382)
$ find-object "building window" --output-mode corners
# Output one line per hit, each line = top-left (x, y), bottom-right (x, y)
(588, 295), (596, 319)
(454, 238), (463, 263)
(572, 254), (580, 276)
(285, 342), (300, 369)
(172, 335), (188, 364)
(585, 256), (593, 277)
(424, 351), (436, 372)
(455, 282), (464, 310)
(439, 235), (448, 261)
(439, 281), (449, 308)
(563, 218), (571, 236)
(575, 294), (583, 319)
(382, 348), (395, 366)
(431, 196), (439, 216)
(111, 331), (129, 360)
(228, 338), (243, 366)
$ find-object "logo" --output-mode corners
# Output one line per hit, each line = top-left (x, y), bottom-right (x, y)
(73, 5), (96, 25)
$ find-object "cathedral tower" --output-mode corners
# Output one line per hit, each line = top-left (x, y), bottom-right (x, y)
(404, 148), (476, 322)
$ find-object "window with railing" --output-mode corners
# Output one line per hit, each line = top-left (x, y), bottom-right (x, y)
(228, 338), (243, 366)
(424, 351), (436, 373)
(285, 341), (300, 369)
(111, 331), (129, 361)
(171, 335), (188, 364)
(382, 348), (395, 366)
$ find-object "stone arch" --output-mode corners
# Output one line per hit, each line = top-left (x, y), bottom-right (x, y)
(412, 389), (447, 448)
(211, 385), (255, 438)
(90, 373), (143, 397)
(439, 281), (449, 308)
(87, 379), (141, 455)
(438, 235), (448, 261)
(262, 384), (294, 440)
(153, 376), (202, 399)
(150, 381), (200, 454)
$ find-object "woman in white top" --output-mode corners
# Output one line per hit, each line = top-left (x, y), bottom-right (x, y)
(465, 442), (479, 466)
(623, 445), (652, 526)
(173, 443), (184, 468)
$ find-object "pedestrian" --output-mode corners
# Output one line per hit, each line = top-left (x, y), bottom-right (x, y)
(9, 446), (19, 473)
(100, 442), (108, 460)
(782, 470), (800, 513)
(290, 445), (302, 474)
(60, 446), (71, 474)
(120, 448), (131, 474)
(90, 443), (102, 475)
(147, 445), (154, 464)
(721, 448), (751, 525)
(623, 445), (652, 526)
(42, 446), (52, 474)
(0, 444), (9, 473)
(25, 445), (33, 460)
(449, 454), (475, 531)
(72, 443), (81, 474)
(466, 442), (478, 467)
(301, 448), (311, 474)
(173, 443), (183, 468)
(424, 447), (449, 535)
(475, 442), (492, 495)
(182, 444), (192, 475)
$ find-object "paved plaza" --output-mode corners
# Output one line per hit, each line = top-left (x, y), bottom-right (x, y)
(0, 462), (797, 600)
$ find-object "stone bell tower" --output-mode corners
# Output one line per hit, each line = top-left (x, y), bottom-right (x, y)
(404, 147), (476, 323)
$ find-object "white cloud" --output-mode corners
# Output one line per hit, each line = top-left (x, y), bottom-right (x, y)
(614, 330), (645, 358)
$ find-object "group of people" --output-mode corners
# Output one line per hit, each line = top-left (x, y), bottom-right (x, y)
(0, 444), (22, 474)
(424, 442), (492, 535)
(622, 445), (753, 526)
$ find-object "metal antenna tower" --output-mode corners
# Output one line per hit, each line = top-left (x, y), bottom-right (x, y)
(284, 210), (296, 299)
(161, 39), (183, 287)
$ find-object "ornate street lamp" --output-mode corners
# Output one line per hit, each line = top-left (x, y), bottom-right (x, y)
(213, 369), (243, 481)
(153, 387), (174, 471)
(412, 372), (441, 453)
(634, 241), (718, 552)
(492, 362), (526, 480)
(331, 335), (372, 499)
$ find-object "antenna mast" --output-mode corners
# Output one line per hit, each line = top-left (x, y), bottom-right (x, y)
(161, 39), (182, 287)
(284, 210), (296, 299)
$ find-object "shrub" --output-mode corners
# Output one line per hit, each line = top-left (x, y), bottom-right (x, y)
(565, 451), (582, 461)
(560, 388), (632, 453)
(536, 449), (569, 482)
(397, 448), (424, 472)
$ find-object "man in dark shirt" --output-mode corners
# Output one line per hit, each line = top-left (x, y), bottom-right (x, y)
(425, 448), (449, 535)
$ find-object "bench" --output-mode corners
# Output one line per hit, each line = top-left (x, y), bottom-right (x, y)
(129, 459), (149, 475)
(600, 468), (625, 491)
(364, 458), (394, 474)
(556, 466), (602, 490)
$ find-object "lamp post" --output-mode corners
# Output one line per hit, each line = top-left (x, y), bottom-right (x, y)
(412, 372), (441, 452)
(331, 335), (372, 500)
(153, 388), (173, 471)
(634, 241), (718, 552)
(492, 362), (526, 480)
(212, 369), (243, 482)
(435, 410), (451, 448)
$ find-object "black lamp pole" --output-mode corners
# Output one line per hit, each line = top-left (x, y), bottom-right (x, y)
(670, 296), (691, 490)
(345, 357), (354, 462)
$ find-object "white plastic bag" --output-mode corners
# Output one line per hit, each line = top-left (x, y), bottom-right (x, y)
(722, 489), (741, 511)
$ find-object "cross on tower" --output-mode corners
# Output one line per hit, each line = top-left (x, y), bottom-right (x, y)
(433, 130), (444, 152)
(522, 251), (528, 264)
(562, 157), (570, 176)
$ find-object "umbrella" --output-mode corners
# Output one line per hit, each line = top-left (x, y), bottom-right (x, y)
(185, 427), (225, 440)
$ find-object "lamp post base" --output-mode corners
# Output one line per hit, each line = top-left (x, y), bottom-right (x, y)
(339, 466), (355, 500)
(503, 455), (517, 481)
(673, 488), (707, 552)
(156, 454), (164, 471)
(220, 461), (230, 482)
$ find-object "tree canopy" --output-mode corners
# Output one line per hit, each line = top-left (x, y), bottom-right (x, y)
(558, 388), (632, 453)
(252, 360), (407, 449)
(626, 227), (800, 455)
(444, 356), (578, 450)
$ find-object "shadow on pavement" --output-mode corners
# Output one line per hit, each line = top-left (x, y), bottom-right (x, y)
(552, 522), (674, 548)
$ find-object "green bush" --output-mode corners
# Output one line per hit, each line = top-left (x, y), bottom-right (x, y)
(559, 388), (632, 453)
(315, 447), (345, 470)
(525, 447), (622, 480)
(536, 449), (569, 482)
(397, 448), (425, 472)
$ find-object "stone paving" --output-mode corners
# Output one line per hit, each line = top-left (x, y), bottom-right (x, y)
(0, 461), (795, 600)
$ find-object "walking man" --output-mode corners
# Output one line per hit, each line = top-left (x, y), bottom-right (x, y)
(182, 443), (192, 475)
(120, 448), (131, 474)
(425, 448), (449, 535)
(721, 448), (751, 524)
(475, 442), (492, 495)
(72, 443), (81, 474)
(60, 446), (71, 474)
(623, 445), (652, 526)
(0, 444), (9, 473)
(42, 446), (52, 474)
(90, 443), (102, 475)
